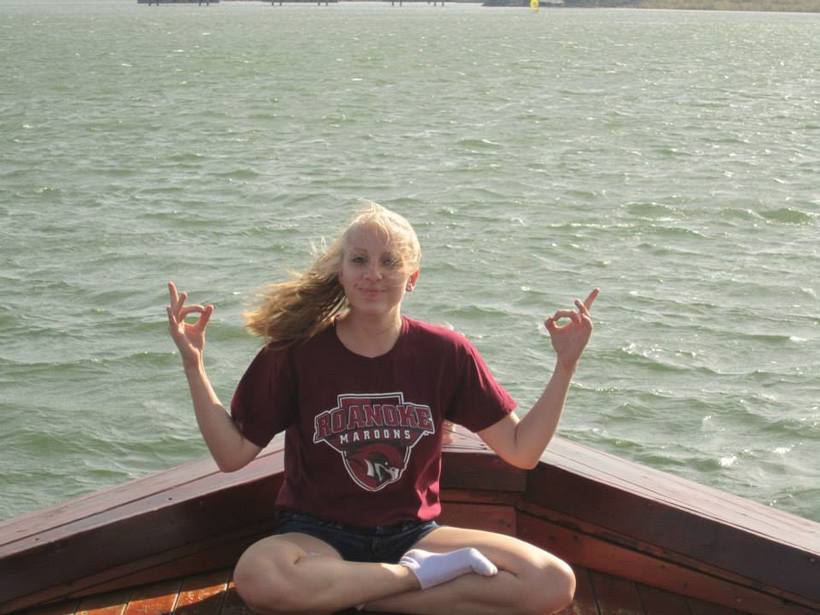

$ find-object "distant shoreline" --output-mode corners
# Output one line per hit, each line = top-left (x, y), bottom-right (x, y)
(219, 0), (820, 12)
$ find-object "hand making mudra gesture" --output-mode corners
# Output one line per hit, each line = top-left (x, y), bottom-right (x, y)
(546, 288), (599, 372)
(166, 202), (598, 614)
(166, 283), (213, 369)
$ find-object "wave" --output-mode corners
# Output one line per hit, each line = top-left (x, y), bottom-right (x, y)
(759, 208), (815, 225)
(596, 345), (719, 376)
(455, 138), (503, 150)
(732, 332), (807, 344)
(645, 224), (709, 239)
(0, 351), (174, 375)
(211, 168), (263, 180)
(717, 207), (764, 221)
(623, 201), (680, 219)
(167, 152), (206, 164)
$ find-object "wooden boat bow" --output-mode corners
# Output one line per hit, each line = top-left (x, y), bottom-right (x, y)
(1, 430), (817, 614)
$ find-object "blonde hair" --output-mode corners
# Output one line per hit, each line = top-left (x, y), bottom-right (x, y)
(243, 202), (421, 345)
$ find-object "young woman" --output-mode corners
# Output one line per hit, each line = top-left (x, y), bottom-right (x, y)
(166, 202), (598, 615)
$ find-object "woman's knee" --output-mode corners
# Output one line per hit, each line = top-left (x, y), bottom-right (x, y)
(516, 555), (575, 615)
(233, 543), (304, 613)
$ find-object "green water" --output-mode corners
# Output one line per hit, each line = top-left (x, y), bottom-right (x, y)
(0, 0), (818, 523)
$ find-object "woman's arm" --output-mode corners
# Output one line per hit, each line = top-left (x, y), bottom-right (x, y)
(181, 358), (263, 472)
(167, 282), (262, 472)
(478, 362), (574, 469)
(478, 289), (598, 469)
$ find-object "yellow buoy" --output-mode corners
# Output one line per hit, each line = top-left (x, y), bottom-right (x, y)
(530, 0), (540, 10)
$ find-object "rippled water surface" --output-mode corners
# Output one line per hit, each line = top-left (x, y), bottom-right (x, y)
(0, 0), (818, 522)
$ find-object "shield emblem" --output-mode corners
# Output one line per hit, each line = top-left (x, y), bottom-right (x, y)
(313, 392), (435, 492)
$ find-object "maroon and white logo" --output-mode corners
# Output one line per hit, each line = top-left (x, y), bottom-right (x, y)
(313, 392), (435, 492)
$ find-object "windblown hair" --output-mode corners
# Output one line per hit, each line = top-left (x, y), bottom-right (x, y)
(243, 201), (421, 346)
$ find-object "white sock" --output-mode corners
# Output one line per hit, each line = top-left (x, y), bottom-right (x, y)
(399, 547), (498, 590)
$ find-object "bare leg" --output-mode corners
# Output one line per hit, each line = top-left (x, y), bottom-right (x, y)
(362, 526), (575, 615)
(233, 532), (420, 614)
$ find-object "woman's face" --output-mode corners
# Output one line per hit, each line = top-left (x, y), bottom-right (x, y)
(338, 224), (419, 318)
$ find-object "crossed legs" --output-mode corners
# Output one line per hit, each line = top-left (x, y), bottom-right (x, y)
(233, 532), (416, 614)
(362, 526), (575, 614)
(233, 526), (575, 615)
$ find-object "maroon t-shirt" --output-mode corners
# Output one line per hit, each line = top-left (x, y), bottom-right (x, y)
(230, 316), (516, 526)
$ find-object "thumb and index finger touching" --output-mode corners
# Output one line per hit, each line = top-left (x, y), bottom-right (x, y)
(166, 281), (214, 329)
(545, 287), (600, 331)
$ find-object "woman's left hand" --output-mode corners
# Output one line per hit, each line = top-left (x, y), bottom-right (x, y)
(545, 288), (599, 373)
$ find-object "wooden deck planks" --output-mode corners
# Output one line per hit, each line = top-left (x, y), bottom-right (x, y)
(122, 580), (181, 615)
(76, 588), (132, 615)
(590, 570), (644, 613)
(558, 566), (600, 615)
(173, 571), (230, 615)
(638, 584), (692, 615)
(215, 584), (252, 615)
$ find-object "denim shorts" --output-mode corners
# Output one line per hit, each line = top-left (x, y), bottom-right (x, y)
(274, 510), (439, 564)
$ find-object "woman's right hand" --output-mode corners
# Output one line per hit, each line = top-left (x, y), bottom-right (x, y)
(166, 281), (214, 368)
